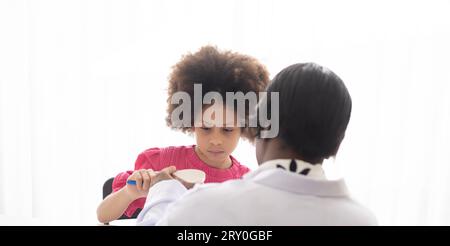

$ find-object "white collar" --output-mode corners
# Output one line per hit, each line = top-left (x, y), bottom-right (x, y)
(257, 159), (326, 179)
(243, 159), (349, 197)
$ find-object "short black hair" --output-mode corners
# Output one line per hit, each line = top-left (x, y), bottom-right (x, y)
(266, 63), (352, 163)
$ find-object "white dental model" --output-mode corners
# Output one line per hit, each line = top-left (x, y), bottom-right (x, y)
(173, 169), (206, 184)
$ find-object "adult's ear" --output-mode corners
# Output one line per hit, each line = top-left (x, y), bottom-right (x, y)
(255, 136), (278, 164)
(332, 132), (346, 156)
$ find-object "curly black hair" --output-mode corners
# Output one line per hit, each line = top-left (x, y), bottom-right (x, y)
(166, 45), (270, 141)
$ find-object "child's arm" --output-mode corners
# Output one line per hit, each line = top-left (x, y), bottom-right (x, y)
(97, 169), (153, 223)
(96, 186), (137, 223)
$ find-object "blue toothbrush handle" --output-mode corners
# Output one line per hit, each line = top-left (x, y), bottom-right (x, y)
(127, 180), (137, 185)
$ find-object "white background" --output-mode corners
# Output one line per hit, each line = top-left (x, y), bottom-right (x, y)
(1, 0), (449, 225)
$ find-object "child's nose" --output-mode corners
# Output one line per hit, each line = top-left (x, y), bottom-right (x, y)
(209, 137), (222, 146)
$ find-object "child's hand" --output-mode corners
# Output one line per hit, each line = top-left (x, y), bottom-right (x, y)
(126, 166), (195, 199)
(126, 169), (155, 199)
(148, 166), (177, 186)
(150, 166), (195, 189)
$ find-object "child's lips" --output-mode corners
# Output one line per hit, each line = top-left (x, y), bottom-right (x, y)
(208, 150), (225, 154)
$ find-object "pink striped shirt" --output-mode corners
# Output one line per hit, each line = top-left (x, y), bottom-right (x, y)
(112, 145), (250, 217)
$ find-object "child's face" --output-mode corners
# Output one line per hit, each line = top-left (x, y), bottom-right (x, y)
(193, 104), (241, 166)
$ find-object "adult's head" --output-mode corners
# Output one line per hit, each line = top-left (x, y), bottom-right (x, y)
(256, 63), (352, 164)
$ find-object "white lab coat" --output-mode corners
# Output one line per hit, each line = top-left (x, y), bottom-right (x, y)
(136, 159), (377, 226)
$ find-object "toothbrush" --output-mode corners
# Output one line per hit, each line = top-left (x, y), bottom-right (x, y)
(127, 170), (161, 185)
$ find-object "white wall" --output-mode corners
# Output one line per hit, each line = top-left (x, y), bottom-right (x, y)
(0, 0), (449, 225)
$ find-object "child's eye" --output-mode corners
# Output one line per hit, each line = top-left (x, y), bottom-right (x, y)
(223, 128), (234, 132)
(201, 127), (211, 131)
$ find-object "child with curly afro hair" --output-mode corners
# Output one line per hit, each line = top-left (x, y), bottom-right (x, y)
(97, 46), (270, 224)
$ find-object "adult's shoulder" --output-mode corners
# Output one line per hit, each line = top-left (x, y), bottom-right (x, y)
(347, 199), (379, 225)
